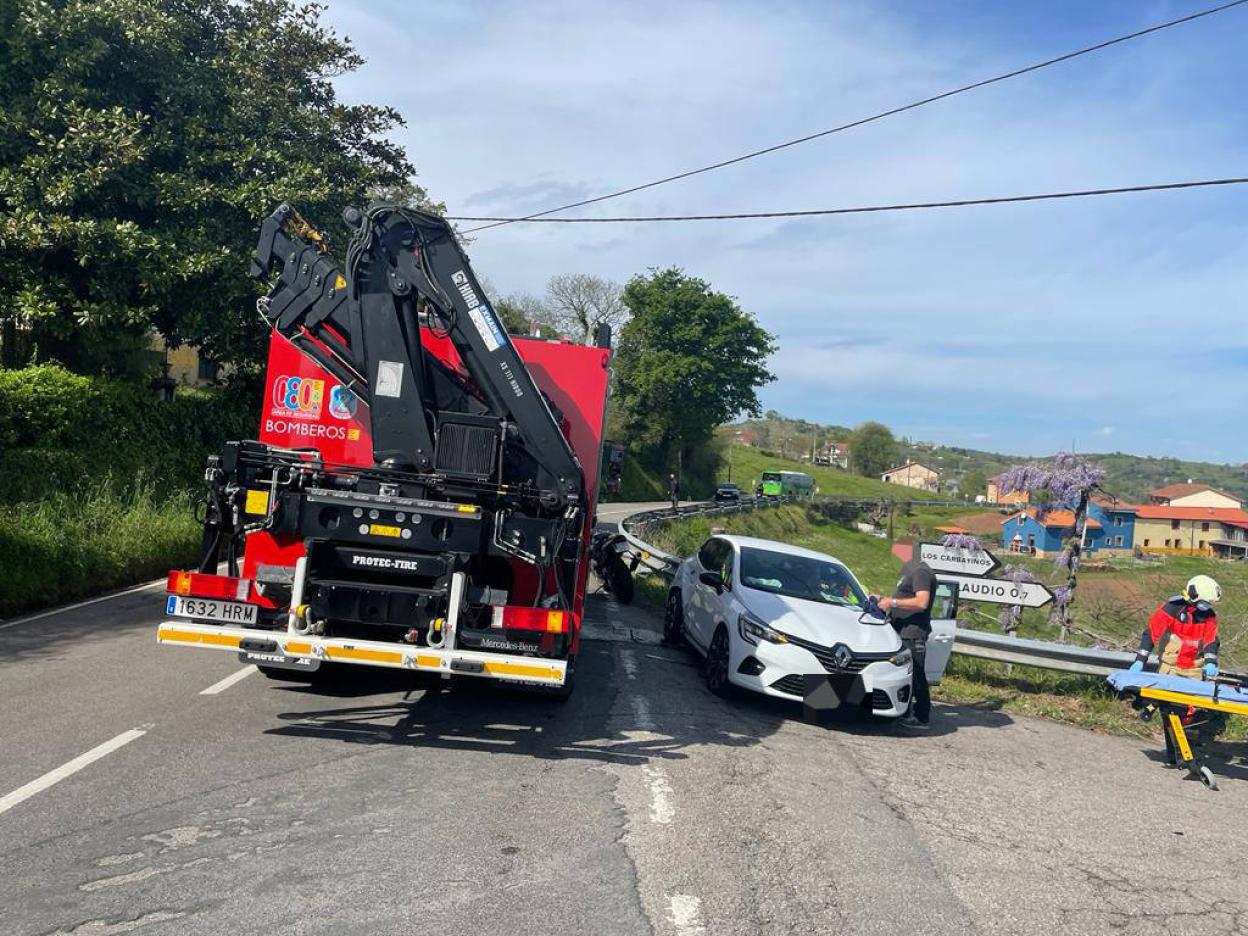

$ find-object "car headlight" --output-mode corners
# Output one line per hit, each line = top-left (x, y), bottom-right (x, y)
(890, 647), (912, 667)
(738, 611), (788, 646)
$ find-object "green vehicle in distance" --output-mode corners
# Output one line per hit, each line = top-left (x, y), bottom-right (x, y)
(756, 470), (815, 500)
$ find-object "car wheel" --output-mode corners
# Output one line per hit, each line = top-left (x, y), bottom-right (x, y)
(704, 624), (735, 698)
(663, 589), (685, 647)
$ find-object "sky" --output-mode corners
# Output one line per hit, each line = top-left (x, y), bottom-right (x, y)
(320, 0), (1248, 462)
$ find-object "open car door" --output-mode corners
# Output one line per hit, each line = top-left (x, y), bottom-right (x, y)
(926, 581), (959, 684)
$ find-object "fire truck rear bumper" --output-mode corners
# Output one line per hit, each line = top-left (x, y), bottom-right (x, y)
(157, 621), (569, 687)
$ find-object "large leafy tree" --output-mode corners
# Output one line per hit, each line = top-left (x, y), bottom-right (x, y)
(614, 268), (775, 470)
(0, 0), (429, 374)
(849, 421), (897, 477)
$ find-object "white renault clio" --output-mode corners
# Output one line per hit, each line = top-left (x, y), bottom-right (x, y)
(665, 536), (955, 716)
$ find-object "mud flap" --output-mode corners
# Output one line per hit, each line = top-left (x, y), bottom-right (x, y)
(802, 673), (866, 725)
(237, 643), (321, 673)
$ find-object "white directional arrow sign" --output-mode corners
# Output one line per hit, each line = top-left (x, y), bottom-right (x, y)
(920, 542), (1000, 577)
(936, 573), (1054, 609)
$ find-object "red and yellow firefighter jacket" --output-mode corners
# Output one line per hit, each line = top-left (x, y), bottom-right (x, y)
(1134, 596), (1219, 676)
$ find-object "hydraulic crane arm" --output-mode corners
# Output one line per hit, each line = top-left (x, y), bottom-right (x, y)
(250, 203), (583, 511)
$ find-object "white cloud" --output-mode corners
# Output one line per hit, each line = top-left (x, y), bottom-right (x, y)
(322, 0), (1248, 460)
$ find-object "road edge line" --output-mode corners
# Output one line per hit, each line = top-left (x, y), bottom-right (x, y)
(0, 727), (148, 817)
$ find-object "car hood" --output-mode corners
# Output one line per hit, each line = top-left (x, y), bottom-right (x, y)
(740, 590), (900, 653)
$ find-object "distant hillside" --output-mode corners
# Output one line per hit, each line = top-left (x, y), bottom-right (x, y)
(727, 446), (952, 501)
(895, 441), (1248, 504)
(727, 413), (1248, 504)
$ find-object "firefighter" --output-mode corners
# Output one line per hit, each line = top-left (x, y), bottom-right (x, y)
(1129, 574), (1221, 679)
(1129, 574), (1223, 765)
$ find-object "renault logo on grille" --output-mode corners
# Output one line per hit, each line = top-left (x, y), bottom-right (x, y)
(831, 644), (853, 669)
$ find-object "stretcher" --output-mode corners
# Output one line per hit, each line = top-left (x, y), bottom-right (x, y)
(1107, 670), (1248, 790)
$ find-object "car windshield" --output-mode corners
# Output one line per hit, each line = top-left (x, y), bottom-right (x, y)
(738, 547), (866, 607)
(719, 483), (738, 490)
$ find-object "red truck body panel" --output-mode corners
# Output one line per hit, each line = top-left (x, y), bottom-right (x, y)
(243, 329), (610, 627)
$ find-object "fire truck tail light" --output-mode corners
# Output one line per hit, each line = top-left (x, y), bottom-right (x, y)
(490, 606), (575, 634)
(167, 571), (251, 601)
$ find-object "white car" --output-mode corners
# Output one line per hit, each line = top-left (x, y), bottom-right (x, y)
(664, 535), (956, 716)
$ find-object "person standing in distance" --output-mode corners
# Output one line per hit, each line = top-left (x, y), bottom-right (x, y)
(874, 556), (937, 729)
(668, 472), (679, 511)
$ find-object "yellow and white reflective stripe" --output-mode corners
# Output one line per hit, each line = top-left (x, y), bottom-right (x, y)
(158, 621), (566, 684)
(158, 625), (242, 650)
(325, 645), (405, 666)
(483, 660), (564, 681)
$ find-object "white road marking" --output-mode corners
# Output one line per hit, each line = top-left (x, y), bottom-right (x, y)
(0, 728), (147, 817)
(668, 894), (706, 935)
(642, 765), (675, 825)
(0, 579), (165, 631)
(199, 665), (257, 695)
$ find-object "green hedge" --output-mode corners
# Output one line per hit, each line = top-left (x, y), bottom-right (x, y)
(0, 364), (256, 504)
(0, 478), (203, 617)
(0, 364), (257, 615)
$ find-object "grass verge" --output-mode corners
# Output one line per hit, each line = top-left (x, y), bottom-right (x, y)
(0, 477), (201, 618)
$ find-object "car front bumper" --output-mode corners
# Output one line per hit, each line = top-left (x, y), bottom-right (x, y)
(728, 637), (912, 717)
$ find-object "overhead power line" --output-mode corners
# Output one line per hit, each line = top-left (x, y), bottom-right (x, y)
(447, 177), (1248, 223)
(463, 0), (1248, 233)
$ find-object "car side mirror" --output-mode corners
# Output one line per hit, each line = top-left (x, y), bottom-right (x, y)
(699, 571), (724, 592)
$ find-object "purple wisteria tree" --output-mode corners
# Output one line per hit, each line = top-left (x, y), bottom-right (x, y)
(996, 453), (1106, 641)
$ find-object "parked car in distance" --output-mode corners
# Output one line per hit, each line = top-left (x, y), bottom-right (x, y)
(713, 482), (741, 503)
(664, 536), (957, 716)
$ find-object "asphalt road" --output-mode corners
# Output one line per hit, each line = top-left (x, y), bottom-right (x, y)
(3, 546), (1248, 934)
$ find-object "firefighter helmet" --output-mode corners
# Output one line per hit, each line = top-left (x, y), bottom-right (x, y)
(1184, 575), (1221, 603)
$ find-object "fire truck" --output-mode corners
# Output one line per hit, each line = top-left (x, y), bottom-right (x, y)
(156, 204), (610, 697)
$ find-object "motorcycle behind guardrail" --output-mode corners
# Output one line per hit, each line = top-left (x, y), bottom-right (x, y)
(590, 530), (635, 604)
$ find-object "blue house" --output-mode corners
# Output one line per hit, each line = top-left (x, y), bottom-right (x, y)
(1001, 500), (1135, 557)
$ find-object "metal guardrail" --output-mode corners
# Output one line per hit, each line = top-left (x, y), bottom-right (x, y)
(619, 496), (787, 574)
(615, 498), (1136, 678)
(951, 628), (1135, 676)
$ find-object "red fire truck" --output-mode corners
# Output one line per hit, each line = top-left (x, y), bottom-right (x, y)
(157, 204), (609, 697)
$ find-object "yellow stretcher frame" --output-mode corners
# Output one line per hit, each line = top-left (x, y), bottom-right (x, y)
(1133, 684), (1246, 792)
(157, 620), (568, 687)
(1137, 685), (1248, 717)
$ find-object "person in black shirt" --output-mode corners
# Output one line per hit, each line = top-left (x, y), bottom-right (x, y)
(668, 473), (679, 510)
(875, 557), (937, 728)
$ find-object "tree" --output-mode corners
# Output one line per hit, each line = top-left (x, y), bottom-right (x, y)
(545, 273), (629, 345)
(0, 0), (429, 375)
(614, 268), (775, 470)
(997, 452), (1106, 640)
(961, 469), (988, 500)
(493, 291), (560, 337)
(849, 422), (897, 478)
